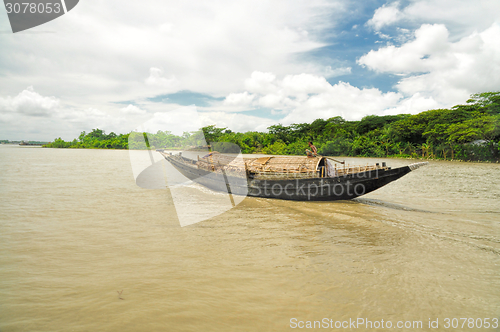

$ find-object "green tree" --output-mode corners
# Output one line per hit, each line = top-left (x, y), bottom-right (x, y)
(202, 125), (226, 144)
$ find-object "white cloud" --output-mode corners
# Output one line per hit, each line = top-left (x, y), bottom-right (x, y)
(59, 107), (113, 124)
(382, 93), (439, 115)
(223, 92), (254, 107)
(132, 105), (276, 135)
(282, 82), (402, 123)
(358, 24), (450, 73)
(145, 67), (179, 89)
(257, 93), (288, 109)
(244, 71), (278, 94)
(0, 87), (133, 140)
(281, 73), (331, 94)
(0, 0), (339, 106)
(121, 104), (147, 115)
(240, 71), (334, 111)
(368, 0), (500, 38)
(159, 23), (173, 33)
(135, 106), (201, 136)
(2, 0), (500, 139)
(0, 86), (59, 117)
(368, 2), (402, 30)
(198, 111), (276, 133)
(359, 23), (500, 105)
(219, 72), (403, 125)
(404, 0), (500, 35)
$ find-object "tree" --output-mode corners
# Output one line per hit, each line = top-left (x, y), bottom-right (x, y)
(262, 140), (287, 155)
(202, 125), (226, 144)
(466, 92), (500, 115)
(268, 124), (292, 144)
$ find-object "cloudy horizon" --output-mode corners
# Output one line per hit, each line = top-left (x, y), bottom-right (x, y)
(1, 0), (500, 141)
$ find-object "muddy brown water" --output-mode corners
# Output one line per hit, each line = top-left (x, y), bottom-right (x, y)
(0, 145), (499, 331)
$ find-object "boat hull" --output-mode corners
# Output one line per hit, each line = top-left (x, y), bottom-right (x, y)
(163, 154), (413, 201)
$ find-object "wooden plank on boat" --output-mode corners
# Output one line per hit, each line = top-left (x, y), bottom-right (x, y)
(255, 156), (273, 165)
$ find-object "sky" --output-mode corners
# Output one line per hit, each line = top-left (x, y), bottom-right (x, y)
(1, 0), (500, 140)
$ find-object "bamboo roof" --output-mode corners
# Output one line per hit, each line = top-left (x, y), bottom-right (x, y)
(197, 153), (323, 174)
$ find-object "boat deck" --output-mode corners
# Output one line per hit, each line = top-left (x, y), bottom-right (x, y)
(160, 151), (390, 180)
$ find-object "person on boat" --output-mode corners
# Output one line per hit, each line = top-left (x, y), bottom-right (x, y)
(306, 141), (318, 157)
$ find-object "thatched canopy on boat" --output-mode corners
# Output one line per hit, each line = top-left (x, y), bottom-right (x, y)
(197, 152), (323, 174)
(245, 156), (322, 173)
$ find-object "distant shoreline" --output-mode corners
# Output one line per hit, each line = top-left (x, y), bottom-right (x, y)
(39, 92), (500, 163)
(36, 145), (499, 163)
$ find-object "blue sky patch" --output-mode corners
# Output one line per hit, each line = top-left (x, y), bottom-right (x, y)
(148, 90), (225, 107)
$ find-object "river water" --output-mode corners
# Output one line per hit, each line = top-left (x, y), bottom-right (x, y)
(0, 145), (499, 331)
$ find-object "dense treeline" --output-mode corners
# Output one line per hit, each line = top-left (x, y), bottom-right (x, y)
(45, 129), (129, 149)
(44, 92), (500, 161)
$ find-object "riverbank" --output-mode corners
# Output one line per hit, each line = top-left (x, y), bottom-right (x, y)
(40, 144), (500, 163)
(344, 154), (500, 163)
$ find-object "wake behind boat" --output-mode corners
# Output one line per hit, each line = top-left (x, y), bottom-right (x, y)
(158, 150), (427, 201)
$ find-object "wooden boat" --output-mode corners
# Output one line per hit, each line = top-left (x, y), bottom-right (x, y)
(158, 150), (427, 201)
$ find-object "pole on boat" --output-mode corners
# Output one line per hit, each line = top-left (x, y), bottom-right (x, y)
(323, 156), (345, 164)
(218, 162), (235, 207)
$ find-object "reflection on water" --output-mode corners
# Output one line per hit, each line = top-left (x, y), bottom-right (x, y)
(0, 145), (499, 331)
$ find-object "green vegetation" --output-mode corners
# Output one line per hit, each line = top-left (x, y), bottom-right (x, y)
(44, 92), (500, 161)
(45, 129), (129, 149)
